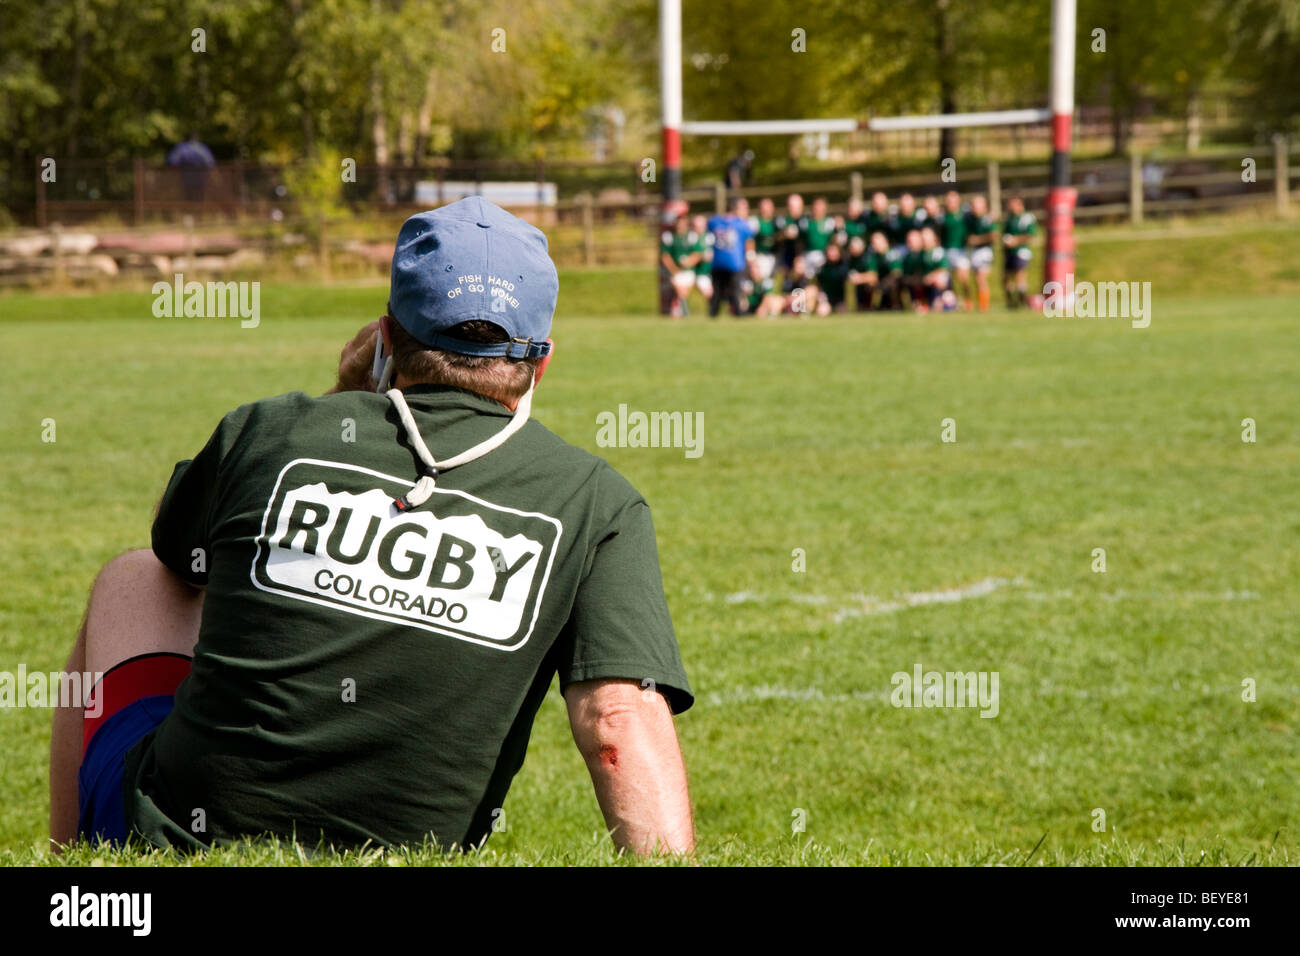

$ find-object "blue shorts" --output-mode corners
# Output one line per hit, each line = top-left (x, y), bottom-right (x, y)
(76, 653), (190, 845)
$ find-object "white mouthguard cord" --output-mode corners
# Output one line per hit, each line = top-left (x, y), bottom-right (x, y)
(385, 381), (534, 511)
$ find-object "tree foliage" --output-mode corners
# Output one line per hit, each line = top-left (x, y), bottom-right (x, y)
(0, 0), (1296, 216)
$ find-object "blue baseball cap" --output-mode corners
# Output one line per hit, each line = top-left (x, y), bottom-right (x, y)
(388, 197), (557, 359)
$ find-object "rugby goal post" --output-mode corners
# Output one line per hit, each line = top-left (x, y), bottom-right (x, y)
(657, 0), (1077, 313)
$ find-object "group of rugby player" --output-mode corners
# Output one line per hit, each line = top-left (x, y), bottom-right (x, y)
(659, 189), (1039, 318)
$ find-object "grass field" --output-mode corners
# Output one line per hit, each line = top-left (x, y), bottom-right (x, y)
(1, 252), (1298, 865)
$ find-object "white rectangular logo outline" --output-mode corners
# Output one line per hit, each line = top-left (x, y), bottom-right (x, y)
(249, 457), (563, 652)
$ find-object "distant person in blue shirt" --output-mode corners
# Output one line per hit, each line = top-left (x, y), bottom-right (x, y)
(706, 197), (755, 318)
(167, 132), (216, 204)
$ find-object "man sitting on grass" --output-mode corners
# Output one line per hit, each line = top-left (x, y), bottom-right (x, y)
(50, 197), (695, 857)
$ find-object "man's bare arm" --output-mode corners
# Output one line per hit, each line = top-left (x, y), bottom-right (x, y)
(565, 678), (694, 856)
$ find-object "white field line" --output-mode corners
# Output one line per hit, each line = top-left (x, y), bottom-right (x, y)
(831, 576), (1020, 622)
(704, 680), (1295, 709)
(1007, 437), (1095, 448)
(1023, 589), (1260, 602)
(724, 591), (830, 605)
(717, 580), (1261, 620)
(720, 576), (1022, 622)
(705, 685), (893, 707)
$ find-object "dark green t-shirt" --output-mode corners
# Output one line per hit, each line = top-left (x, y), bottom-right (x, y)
(127, 385), (692, 852)
(752, 217), (777, 254)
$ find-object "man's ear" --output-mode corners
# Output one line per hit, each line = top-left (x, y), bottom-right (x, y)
(379, 313), (395, 352)
(534, 338), (554, 386)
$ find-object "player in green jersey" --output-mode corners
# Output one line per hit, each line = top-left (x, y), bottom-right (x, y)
(892, 193), (920, 252)
(965, 193), (997, 312)
(774, 193), (806, 276)
(920, 195), (943, 238)
(803, 196), (836, 272)
(841, 196), (868, 247)
(900, 229), (927, 309)
(901, 228), (950, 312)
(814, 241), (851, 315)
(741, 257), (784, 317)
(940, 191), (973, 311)
(846, 235), (874, 311)
(689, 212), (715, 305)
(751, 196), (779, 280)
(781, 254), (814, 316)
(660, 214), (700, 318)
(868, 230), (902, 310)
(862, 191), (894, 244)
(1001, 194), (1037, 309)
(920, 226), (955, 312)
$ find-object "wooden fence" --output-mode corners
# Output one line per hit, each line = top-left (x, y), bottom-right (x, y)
(8, 139), (1295, 284)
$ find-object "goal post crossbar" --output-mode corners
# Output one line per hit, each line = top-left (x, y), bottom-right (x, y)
(680, 118), (860, 136)
(678, 108), (1052, 137)
(868, 108), (1051, 131)
(657, 0), (1077, 314)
